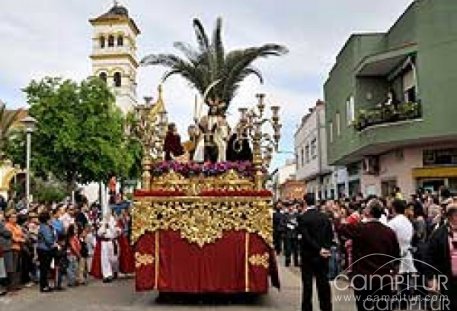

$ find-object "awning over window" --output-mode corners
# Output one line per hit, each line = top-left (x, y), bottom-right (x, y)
(412, 167), (457, 179)
(355, 43), (417, 77)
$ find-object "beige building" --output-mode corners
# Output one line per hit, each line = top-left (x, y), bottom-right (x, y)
(89, 3), (140, 113)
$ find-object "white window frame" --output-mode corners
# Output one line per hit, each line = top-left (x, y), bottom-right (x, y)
(336, 112), (341, 136)
(346, 96), (355, 125)
(329, 122), (334, 143)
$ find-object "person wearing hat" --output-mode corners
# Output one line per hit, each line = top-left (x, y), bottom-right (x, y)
(425, 204), (457, 310)
(4, 209), (25, 291)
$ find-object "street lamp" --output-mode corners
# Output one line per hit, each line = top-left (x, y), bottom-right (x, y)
(21, 116), (38, 209)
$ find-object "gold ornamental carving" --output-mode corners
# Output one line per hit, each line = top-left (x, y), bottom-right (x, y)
(132, 197), (273, 248)
(248, 252), (269, 269)
(150, 169), (255, 195)
(135, 252), (155, 268)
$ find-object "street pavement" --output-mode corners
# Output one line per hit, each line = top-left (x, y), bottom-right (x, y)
(0, 263), (356, 311)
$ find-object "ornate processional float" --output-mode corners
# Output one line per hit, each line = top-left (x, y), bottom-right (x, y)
(131, 86), (282, 294)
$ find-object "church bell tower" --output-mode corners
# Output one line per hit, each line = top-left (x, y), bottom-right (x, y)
(89, 1), (140, 113)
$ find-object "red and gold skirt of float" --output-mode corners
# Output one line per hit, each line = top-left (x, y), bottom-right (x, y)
(132, 190), (279, 294)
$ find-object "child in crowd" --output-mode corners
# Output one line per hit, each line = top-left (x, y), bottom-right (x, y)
(66, 224), (81, 287)
(54, 233), (67, 290)
(78, 226), (90, 285)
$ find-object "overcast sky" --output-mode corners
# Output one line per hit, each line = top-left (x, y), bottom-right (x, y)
(0, 0), (413, 168)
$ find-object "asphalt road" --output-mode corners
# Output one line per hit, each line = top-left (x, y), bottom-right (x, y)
(1, 264), (356, 311)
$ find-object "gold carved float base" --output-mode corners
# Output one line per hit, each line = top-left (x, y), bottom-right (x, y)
(132, 196), (273, 247)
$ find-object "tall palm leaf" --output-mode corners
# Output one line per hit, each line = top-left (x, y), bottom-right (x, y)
(141, 17), (288, 114)
(0, 102), (23, 161)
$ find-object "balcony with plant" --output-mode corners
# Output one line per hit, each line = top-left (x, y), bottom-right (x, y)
(354, 101), (422, 131)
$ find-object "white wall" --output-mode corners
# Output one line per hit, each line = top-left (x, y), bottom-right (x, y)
(294, 103), (332, 181)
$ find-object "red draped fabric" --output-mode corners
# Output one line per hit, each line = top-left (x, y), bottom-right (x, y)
(134, 230), (279, 293)
(118, 235), (135, 274)
(135, 233), (157, 291)
(90, 240), (103, 279)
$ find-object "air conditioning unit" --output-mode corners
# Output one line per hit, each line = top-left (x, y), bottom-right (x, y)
(362, 156), (380, 175)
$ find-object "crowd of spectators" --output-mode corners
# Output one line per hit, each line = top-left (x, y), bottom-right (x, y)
(0, 196), (130, 296)
(274, 186), (457, 311)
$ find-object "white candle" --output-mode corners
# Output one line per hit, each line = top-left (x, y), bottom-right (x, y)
(194, 95), (198, 120)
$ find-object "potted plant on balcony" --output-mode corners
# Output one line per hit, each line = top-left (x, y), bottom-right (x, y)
(400, 102), (420, 119)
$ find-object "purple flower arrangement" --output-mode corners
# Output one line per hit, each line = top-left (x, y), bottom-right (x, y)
(151, 161), (255, 178)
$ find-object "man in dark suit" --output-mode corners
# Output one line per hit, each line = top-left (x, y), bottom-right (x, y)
(337, 198), (400, 311)
(425, 204), (457, 311)
(298, 193), (333, 311)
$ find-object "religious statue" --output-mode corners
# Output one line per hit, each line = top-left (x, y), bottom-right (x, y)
(182, 125), (199, 160)
(193, 102), (230, 163)
(226, 126), (253, 162)
(163, 123), (184, 161)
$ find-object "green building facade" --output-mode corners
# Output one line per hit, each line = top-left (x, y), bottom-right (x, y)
(325, 0), (457, 196)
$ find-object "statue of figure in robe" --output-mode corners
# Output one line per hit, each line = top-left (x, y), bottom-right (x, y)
(193, 103), (230, 163)
(163, 123), (184, 161)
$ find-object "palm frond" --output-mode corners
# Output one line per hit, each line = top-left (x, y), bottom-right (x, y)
(211, 17), (224, 73)
(141, 18), (288, 112)
(140, 53), (185, 67)
(173, 42), (201, 64)
(192, 18), (210, 54)
(0, 105), (23, 153)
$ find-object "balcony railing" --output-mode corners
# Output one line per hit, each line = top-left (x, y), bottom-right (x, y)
(354, 101), (422, 131)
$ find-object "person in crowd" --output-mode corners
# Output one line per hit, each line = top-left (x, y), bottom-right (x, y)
(0, 210), (12, 296)
(37, 211), (56, 293)
(408, 201), (427, 247)
(394, 186), (403, 200)
(0, 195), (6, 212)
(298, 193), (333, 311)
(78, 225), (90, 285)
(163, 123), (185, 161)
(4, 209), (25, 291)
(51, 206), (65, 238)
(283, 204), (300, 267)
(336, 198), (400, 311)
(66, 224), (81, 287)
(326, 201), (342, 281)
(426, 196), (444, 235)
(20, 212), (37, 287)
(91, 211), (121, 283)
(388, 199), (417, 308)
(60, 205), (75, 231)
(425, 204), (457, 310)
(54, 233), (67, 290)
(85, 225), (96, 273)
(273, 201), (285, 255)
(75, 204), (89, 230)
